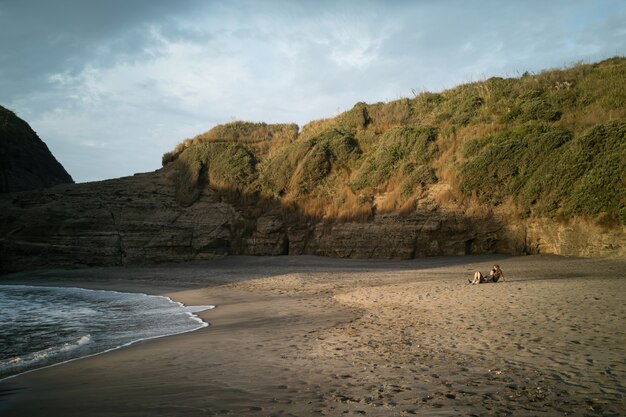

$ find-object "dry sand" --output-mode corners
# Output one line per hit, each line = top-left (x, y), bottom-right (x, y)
(0, 254), (624, 416)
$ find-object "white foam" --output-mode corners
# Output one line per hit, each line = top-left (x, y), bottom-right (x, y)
(0, 285), (216, 383)
(0, 334), (92, 369)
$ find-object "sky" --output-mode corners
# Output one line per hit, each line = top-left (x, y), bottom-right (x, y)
(1, 0), (625, 183)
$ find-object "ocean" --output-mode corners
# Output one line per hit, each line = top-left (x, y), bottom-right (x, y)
(0, 285), (213, 381)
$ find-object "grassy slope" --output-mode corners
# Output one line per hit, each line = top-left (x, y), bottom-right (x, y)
(165, 57), (626, 224)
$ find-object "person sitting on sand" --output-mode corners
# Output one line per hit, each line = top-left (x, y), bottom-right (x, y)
(469, 264), (506, 284)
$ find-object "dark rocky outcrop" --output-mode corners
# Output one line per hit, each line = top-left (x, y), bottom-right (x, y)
(0, 106), (73, 193)
(1, 165), (623, 273)
(0, 169), (233, 272)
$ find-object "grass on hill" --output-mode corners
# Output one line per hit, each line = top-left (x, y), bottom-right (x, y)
(173, 142), (258, 206)
(350, 126), (438, 191)
(258, 127), (360, 198)
(460, 122), (626, 222)
(165, 57), (626, 224)
(163, 122), (298, 166)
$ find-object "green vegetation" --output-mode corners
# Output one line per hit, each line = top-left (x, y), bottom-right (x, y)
(173, 142), (258, 206)
(166, 57), (626, 224)
(163, 121), (297, 166)
(258, 127), (360, 197)
(351, 126), (438, 190)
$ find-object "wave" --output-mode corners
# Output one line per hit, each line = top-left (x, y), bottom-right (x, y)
(0, 285), (216, 383)
(0, 334), (92, 371)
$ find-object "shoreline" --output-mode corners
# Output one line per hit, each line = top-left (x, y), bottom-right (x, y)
(0, 285), (214, 383)
(1, 255), (624, 416)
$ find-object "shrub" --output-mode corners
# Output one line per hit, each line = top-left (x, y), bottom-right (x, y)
(351, 126), (438, 190)
(162, 57), (626, 224)
(259, 128), (360, 197)
(335, 102), (370, 132)
(517, 97), (561, 121)
(400, 164), (437, 196)
(560, 122), (626, 221)
(194, 121), (298, 145)
(173, 142), (258, 205)
(450, 95), (484, 126)
(366, 98), (414, 131)
(460, 121), (626, 222)
(460, 125), (571, 204)
(164, 122), (298, 165)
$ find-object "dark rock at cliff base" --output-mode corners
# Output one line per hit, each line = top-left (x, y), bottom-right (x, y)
(0, 106), (73, 193)
(1, 163), (623, 274)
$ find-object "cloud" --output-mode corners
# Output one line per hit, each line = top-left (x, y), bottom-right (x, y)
(1, 0), (625, 182)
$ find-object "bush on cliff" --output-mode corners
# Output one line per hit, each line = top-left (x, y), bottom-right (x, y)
(165, 57), (626, 224)
(460, 121), (626, 222)
(351, 126), (438, 191)
(259, 127), (360, 198)
(174, 142), (258, 206)
(163, 122), (297, 166)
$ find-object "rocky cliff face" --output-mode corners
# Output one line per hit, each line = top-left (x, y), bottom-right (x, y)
(2, 58), (626, 273)
(1, 166), (623, 273)
(525, 218), (626, 259)
(0, 106), (73, 193)
(0, 169), (234, 272)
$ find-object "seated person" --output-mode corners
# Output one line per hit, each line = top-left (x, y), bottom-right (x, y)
(469, 264), (506, 284)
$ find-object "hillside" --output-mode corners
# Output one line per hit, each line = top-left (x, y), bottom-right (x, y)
(1, 58), (625, 272)
(165, 57), (626, 225)
(0, 106), (73, 193)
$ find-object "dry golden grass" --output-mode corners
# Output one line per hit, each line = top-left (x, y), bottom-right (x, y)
(299, 118), (337, 141)
(558, 103), (626, 133)
(369, 123), (400, 134)
(280, 186), (373, 223)
(290, 195), (327, 220)
(431, 164), (465, 206)
(432, 122), (505, 171)
(164, 122), (298, 165)
(432, 186), (457, 208)
(375, 189), (402, 214)
(332, 187), (373, 222)
(498, 197), (523, 222)
(370, 172), (418, 215)
(463, 197), (492, 219)
(162, 57), (626, 227)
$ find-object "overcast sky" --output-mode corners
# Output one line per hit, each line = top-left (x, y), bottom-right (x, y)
(1, 0), (625, 182)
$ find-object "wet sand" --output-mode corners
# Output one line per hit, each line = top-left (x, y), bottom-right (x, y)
(0, 255), (624, 416)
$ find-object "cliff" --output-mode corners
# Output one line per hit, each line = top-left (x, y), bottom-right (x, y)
(0, 106), (73, 193)
(1, 58), (625, 272)
(1, 165), (622, 273)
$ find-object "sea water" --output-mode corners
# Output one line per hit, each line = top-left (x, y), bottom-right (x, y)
(0, 285), (214, 381)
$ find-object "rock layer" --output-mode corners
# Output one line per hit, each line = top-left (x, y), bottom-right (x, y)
(1, 168), (623, 273)
(525, 218), (626, 258)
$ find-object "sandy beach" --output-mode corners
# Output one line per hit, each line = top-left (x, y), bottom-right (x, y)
(0, 255), (624, 416)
